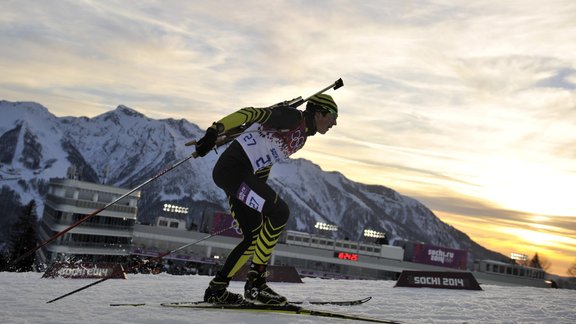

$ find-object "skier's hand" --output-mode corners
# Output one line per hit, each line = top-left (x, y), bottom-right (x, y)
(195, 127), (218, 157)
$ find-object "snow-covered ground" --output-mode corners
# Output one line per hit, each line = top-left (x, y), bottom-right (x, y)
(1, 272), (575, 324)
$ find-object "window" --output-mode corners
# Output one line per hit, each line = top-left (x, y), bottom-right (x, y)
(65, 189), (75, 198)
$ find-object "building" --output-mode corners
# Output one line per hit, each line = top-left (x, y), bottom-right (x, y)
(36, 181), (551, 288)
(37, 178), (140, 265)
(131, 214), (551, 287)
(132, 222), (410, 280)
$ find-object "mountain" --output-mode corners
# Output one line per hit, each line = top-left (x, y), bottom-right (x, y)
(0, 100), (507, 263)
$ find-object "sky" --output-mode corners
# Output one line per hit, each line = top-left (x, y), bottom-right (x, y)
(1, 0), (575, 276)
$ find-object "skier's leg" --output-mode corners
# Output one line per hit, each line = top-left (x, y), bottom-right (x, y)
(207, 147), (289, 304)
(215, 196), (263, 279)
(225, 179), (289, 305)
(203, 198), (261, 304)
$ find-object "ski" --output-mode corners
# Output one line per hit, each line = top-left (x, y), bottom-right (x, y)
(297, 296), (372, 306)
(110, 296), (371, 307)
(110, 303), (146, 307)
(160, 302), (400, 323)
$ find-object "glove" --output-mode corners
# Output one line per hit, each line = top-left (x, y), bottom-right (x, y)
(195, 127), (218, 157)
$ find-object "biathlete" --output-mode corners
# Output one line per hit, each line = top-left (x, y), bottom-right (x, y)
(194, 93), (339, 305)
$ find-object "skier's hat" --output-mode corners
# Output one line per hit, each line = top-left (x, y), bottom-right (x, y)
(306, 94), (338, 116)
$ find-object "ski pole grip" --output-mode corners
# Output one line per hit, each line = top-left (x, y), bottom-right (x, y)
(185, 140), (201, 157)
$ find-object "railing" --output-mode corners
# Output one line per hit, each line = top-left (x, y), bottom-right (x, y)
(64, 241), (133, 249)
(42, 213), (135, 231)
(47, 194), (137, 214)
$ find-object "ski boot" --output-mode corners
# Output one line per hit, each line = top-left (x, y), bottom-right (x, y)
(244, 264), (287, 305)
(204, 275), (244, 305)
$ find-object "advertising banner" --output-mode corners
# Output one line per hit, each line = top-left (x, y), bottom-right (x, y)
(395, 270), (482, 290)
(412, 243), (468, 269)
(42, 262), (126, 279)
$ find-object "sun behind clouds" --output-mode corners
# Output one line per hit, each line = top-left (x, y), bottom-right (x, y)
(471, 156), (575, 217)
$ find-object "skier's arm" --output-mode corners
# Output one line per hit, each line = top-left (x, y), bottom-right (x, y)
(211, 105), (301, 134)
(194, 107), (267, 156)
(195, 105), (302, 157)
(211, 107), (271, 134)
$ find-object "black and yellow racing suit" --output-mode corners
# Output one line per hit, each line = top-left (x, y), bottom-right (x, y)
(209, 104), (317, 280)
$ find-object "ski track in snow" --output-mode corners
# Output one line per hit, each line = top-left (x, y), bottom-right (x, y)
(1, 272), (575, 324)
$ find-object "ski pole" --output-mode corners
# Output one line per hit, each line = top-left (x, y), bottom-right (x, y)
(46, 224), (235, 303)
(6, 152), (199, 270)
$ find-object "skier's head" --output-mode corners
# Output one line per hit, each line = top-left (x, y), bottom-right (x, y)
(307, 94), (338, 134)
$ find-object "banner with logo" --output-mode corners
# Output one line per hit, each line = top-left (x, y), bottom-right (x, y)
(395, 270), (482, 290)
(412, 243), (468, 269)
(42, 262), (126, 279)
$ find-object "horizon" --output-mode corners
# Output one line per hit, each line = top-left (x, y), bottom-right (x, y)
(1, 1), (575, 276)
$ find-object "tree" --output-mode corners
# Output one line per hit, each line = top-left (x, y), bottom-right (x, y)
(0, 243), (8, 271)
(6, 200), (39, 272)
(568, 260), (576, 277)
(528, 252), (550, 271)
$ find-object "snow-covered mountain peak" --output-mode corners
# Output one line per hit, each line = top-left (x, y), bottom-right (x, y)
(0, 101), (59, 135)
(113, 104), (147, 119)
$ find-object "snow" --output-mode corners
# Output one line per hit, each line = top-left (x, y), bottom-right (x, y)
(1, 272), (574, 323)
